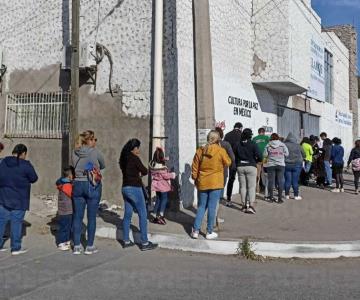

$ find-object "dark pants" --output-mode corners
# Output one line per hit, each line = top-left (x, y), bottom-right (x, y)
(267, 166), (285, 200)
(0, 205), (26, 251)
(354, 171), (360, 190)
(332, 164), (344, 189)
(153, 192), (168, 216)
(56, 214), (72, 245)
(73, 181), (102, 247)
(226, 168), (237, 200)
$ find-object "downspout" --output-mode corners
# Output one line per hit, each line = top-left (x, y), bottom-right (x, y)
(152, 0), (164, 152)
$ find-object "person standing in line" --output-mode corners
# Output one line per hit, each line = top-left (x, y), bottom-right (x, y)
(191, 131), (231, 240)
(149, 147), (176, 225)
(119, 139), (158, 251)
(235, 128), (262, 214)
(347, 140), (360, 194)
(252, 128), (270, 195)
(214, 127), (235, 224)
(284, 133), (305, 200)
(56, 167), (75, 251)
(263, 133), (289, 203)
(318, 132), (327, 149)
(322, 138), (333, 187)
(224, 122), (242, 206)
(72, 130), (105, 255)
(330, 137), (344, 193)
(0, 144), (38, 255)
(301, 137), (314, 186)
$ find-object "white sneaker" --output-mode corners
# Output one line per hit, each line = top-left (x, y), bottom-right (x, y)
(294, 196), (302, 200)
(340, 188), (345, 193)
(206, 232), (218, 240)
(0, 247), (8, 252)
(285, 195), (290, 200)
(191, 230), (199, 239)
(58, 243), (71, 251)
(331, 188), (340, 193)
(11, 248), (28, 256)
(73, 245), (82, 255)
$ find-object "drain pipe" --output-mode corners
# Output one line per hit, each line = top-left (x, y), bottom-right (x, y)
(152, 0), (164, 152)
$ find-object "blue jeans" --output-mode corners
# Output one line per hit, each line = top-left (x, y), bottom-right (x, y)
(122, 186), (148, 244)
(153, 192), (168, 216)
(304, 161), (312, 173)
(73, 181), (102, 247)
(56, 214), (72, 245)
(284, 164), (302, 197)
(193, 189), (222, 233)
(0, 205), (26, 251)
(324, 161), (332, 185)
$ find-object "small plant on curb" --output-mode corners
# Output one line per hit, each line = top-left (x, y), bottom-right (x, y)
(237, 238), (264, 261)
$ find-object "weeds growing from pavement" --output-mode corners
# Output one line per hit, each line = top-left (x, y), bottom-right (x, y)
(237, 238), (264, 261)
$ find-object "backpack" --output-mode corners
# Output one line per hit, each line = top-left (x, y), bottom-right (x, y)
(84, 162), (102, 186)
(352, 158), (360, 171)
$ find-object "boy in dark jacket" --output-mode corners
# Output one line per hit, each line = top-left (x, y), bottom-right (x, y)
(56, 167), (75, 251)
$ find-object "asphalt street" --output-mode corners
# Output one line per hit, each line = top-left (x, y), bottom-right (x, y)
(1, 220), (360, 300)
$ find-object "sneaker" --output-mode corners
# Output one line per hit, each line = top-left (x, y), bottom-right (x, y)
(191, 230), (199, 239)
(277, 199), (284, 204)
(58, 243), (71, 251)
(206, 232), (218, 240)
(225, 201), (233, 207)
(84, 246), (98, 255)
(294, 196), (302, 201)
(0, 247), (8, 252)
(159, 216), (167, 225)
(121, 240), (135, 249)
(355, 189), (359, 195)
(340, 188), (345, 193)
(331, 188), (340, 193)
(11, 248), (28, 256)
(246, 206), (256, 214)
(285, 195), (290, 200)
(140, 241), (158, 251)
(73, 245), (82, 255)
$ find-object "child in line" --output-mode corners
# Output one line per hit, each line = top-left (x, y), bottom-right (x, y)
(56, 167), (75, 251)
(149, 147), (176, 225)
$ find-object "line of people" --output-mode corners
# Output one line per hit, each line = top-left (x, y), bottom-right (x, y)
(190, 123), (360, 239)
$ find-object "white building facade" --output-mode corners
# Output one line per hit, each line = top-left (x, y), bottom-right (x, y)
(0, 0), (357, 206)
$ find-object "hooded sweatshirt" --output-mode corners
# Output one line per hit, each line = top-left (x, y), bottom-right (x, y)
(72, 146), (105, 182)
(263, 140), (289, 167)
(0, 156), (38, 210)
(331, 144), (344, 166)
(150, 163), (176, 193)
(284, 133), (305, 166)
(235, 139), (262, 168)
(192, 143), (231, 191)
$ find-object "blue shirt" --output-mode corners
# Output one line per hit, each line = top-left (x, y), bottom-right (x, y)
(331, 145), (344, 165)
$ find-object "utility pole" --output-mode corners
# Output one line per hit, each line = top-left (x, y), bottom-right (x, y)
(152, 0), (164, 153)
(69, 0), (80, 156)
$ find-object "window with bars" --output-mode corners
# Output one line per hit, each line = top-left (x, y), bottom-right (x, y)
(324, 49), (333, 104)
(4, 91), (70, 139)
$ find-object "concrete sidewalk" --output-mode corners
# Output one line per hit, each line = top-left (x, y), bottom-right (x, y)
(95, 173), (360, 258)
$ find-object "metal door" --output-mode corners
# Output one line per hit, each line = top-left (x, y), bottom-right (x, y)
(277, 106), (301, 140)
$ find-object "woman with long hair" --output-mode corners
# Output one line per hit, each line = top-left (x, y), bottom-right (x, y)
(72, 130), (105, 255)
(191, 130), (231, 240)
(119, 139), (157, 251)
(0, 144), (38, 255)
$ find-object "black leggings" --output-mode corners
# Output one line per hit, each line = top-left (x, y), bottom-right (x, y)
(333, 164), (344, 189)
(354, 171), (360, 190)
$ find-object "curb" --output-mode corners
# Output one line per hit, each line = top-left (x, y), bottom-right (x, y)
(95, 226), (360, 259)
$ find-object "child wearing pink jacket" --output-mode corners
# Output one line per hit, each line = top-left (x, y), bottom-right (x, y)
(149, 147), (176, 225)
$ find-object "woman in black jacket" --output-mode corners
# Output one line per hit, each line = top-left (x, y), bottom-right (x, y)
(119, 139), (157, 251)
(347, 140), (360, 194)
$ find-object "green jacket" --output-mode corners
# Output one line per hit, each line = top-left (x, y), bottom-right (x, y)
(302, 143), (313, 162)
(252, 135), (270, 155)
